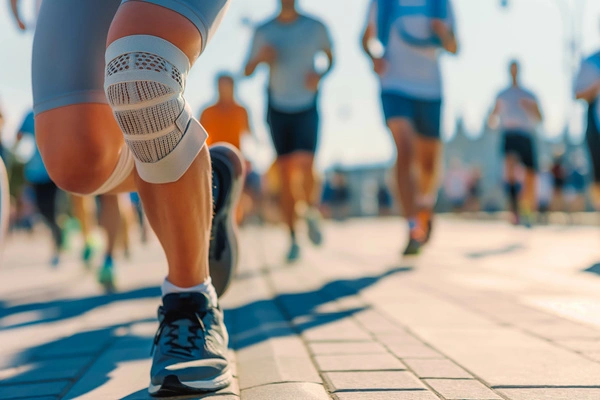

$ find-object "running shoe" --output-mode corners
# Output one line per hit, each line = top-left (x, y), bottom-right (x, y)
(208, 144), (245, 298)
(149, 292), (232, 396)
(418, 210), (434, 245)
(97, 255), (115, 293)
(306, 208), (323, 246)
(286, 241), (301, 263)
(403, 227), (425, 256)
(82, 242), (94, 269)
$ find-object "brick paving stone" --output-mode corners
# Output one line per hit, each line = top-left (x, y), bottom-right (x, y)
(242, 382), (329, 400)
(352, 309), (406, 334)
(0, 380), (70, 400)
(404, 359), (472, 379)
(386, 343), (443, 359)
(498, 388), (600, 400)
(308, 341), (388, 355)
(0, 356), (92, 384)
(301, 319), (372, 342)
(425, 379), (502, 400)
(314, 354), (406, 371)
(237, 357), (321, 390)
(520, 321), (600, 340)
(323, 371), (426, 391)
(375, 332), (427, 345)
(334, 392), (440, 400)
(235, 336), (307, 363)
(555, 339), (600, 352)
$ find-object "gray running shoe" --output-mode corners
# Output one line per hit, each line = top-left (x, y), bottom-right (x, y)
(306, 208), (323, 246)
(209, 144), (245, 298)
(149, 292), (232, 396)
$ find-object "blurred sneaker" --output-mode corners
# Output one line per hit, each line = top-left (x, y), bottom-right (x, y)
(97, 255), (115, 293)
(82, 242), (94, 269)
(149, 292), (232, 396)
(50, 253), (60, 268)
(403, 227), (425, 256)
(306, 208), (323, 246)
(209, 144), (245, 298)
(286, 241), (301, 263)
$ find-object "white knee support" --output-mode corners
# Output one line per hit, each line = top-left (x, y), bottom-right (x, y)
(89, 145), (135, 196)
(104, 35), (207, 184)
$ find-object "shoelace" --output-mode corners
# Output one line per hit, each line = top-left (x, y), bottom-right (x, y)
(151, 309), (207, 357)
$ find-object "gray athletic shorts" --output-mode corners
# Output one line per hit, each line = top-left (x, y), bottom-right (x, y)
(32, 0), (228, 115)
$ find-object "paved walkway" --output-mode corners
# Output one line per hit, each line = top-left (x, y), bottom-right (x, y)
(2, 217), (600, 399)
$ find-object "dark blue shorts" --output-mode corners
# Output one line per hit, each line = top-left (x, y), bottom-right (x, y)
(267, 103), (320, 157)
(381, 92), (442, 139)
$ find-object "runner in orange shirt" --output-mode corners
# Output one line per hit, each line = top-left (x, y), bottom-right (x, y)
(201, 74), (251, 150)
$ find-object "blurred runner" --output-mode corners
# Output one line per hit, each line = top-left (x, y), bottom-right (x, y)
(550, 150), (567, 212)
(21, 0), (240, 395)
(575, 49), (600, 211)
(362, 0), (458, 254)
(244, 0), (335, 262)
(15, 110), (63, 266)
(201, 73), (254, 224)
(443, 157), (468, 212)
(489, 61), (543, 227)
(537, 163), (553, 225)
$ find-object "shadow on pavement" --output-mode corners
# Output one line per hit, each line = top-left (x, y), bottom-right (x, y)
(466, 243), (525, 259)
(583, 263), (600, 276)
(0, 286), (161, 330)
(1, 267), (411, 398)
(229, 266), (412, 350)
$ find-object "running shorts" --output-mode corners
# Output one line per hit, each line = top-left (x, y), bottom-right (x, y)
(502, 130), (537, 171)
(32, 0), (229, 115)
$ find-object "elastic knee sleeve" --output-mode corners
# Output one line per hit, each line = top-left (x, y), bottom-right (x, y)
(89, 145), (135, 196)
(104, 35), (207, 184)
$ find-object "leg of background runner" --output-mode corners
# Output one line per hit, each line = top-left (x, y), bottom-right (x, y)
(278, 156), (297, 235)
(388, 118), (417, 219)
(522, 169), (537, 213)
(297, 153), (317, 207)
(505, 154), (519, 213)
(71, 195), (93, 243)
(415, 136), (442, 204)
(99, 195), (121, 260)
(106, 2), (211, 287)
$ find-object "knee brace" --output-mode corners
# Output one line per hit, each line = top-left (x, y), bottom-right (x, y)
(104, 35), (207, 184)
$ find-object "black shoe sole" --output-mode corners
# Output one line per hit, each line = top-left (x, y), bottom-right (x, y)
(150, 375), (231, 397)
(209, 144), (245, 298)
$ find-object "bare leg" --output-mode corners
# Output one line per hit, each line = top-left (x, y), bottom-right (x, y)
(388, 118), (417, 220)
(99, 195), (120, 260)
(107, 2), (211, 287)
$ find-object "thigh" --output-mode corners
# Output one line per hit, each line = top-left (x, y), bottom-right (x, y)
(517, 135), (536, 171)
(122, 0), (230, 51)
(414, 99), (442, 140)
(33, 0), (121, 115)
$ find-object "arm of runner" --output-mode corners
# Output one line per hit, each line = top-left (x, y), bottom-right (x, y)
(431, 20), (457, 54)
(520, 97), (543, 123)
(575, 58), (600, 103)
(487, 99), (501, 129)
(362, 11), (386, 76)
(244, 29), (276, 77)
(306, 24), (335, 91)
(10, 0), (26, 31)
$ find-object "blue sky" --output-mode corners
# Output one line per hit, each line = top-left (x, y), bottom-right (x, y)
(1, 0), (599, 171)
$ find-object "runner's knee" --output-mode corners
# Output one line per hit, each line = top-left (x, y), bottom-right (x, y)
(104, 35), (207, 184)
(36, 112), (126, 194)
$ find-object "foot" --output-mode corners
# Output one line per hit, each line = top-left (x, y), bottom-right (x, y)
(286, 241), (301, 263)
(306, 208), (323, 246)
(82, 243), (94, 269)
(209, 144), (245, 298)
(149, 292), (232, 396)
(97, 255), (115, 293)
(403, 228), (425, 256)
(50, 254), (60, 268)
(418, 210), (434, 245)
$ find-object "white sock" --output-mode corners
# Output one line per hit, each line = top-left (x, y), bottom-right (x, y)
(161, 277), (218, 307)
